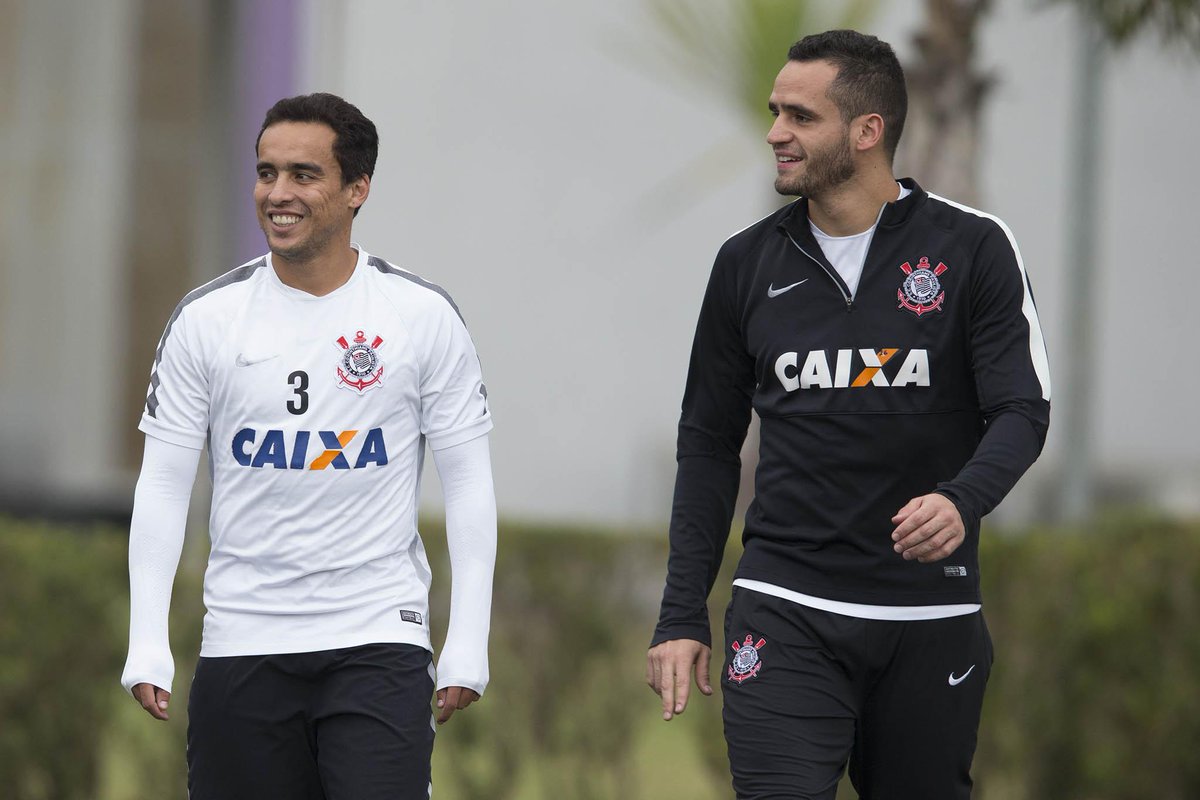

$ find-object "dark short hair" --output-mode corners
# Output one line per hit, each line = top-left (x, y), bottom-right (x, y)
(788, 30), (907, 160)
(257, 93), (379, 213)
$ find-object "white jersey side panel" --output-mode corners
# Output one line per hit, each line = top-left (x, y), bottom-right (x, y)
(140, 247), (492, 657)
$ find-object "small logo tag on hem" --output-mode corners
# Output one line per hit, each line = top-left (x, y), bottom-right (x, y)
(399, 610), (423, 625)
(943, 566), (968, 578)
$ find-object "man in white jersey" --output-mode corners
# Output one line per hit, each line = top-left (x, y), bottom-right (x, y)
(121, 93), (497, 800)
(647, 31), (1050, 799)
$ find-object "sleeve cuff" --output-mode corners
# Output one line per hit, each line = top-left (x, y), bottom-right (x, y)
(426, 416), (493, 451)
(139, 416), (206, 450)
(650, 620), (713, 649)
(434, 673), (488, 697)
(120, 649), (175, 696)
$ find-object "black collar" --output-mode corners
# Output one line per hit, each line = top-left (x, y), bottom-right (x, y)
(778, 177), (927, 241)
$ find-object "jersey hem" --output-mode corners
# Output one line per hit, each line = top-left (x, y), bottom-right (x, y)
(199, 627), (432, 658)
(734, 566), (982, 606)
(732, 579), (981, 620)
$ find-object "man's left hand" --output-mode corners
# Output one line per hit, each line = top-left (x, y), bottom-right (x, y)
(435, 686), (480, 725)
(891, 493), (965, 563)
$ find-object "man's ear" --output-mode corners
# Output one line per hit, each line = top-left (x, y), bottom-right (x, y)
(854, 113), (886, 153)
(349, 174), (371, 210)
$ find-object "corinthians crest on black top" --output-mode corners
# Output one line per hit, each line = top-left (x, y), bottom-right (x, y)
(335, 330), (385, 393)
(897, 256), (949, 317)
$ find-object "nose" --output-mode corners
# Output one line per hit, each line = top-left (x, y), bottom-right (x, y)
(766, 116), (790, 146)
(267, 175), (295, 205)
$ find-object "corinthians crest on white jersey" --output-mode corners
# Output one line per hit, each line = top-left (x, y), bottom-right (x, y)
(335, 330), (385, 394)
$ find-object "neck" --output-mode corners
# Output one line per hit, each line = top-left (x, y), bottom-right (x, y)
(272, 241), (359, 297)
(807, 161), (900, 236)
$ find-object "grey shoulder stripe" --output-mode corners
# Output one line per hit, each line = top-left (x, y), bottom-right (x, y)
(369, 255), (465, 323)
(145, 259), (267, 418)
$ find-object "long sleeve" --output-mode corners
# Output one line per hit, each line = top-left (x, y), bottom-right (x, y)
(120, 433), (202, 695)
(431, 433), (497, 696)
(936, 220), (1052, 526)
(652, 243), (756, 648)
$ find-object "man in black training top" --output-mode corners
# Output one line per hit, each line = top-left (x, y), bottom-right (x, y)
(646, 30), (1050, 800)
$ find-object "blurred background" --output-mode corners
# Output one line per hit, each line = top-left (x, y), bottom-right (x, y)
(2, 0), (1198, 798)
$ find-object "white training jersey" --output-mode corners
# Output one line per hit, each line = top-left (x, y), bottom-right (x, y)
(140, 245), (492, 657)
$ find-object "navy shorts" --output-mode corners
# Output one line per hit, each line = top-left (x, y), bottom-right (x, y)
(186, 642), (435, 800)
(721, 587), (992, 800)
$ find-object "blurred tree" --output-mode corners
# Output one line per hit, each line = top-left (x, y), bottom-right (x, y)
(644, 0), (877, 132)
(635, 0), (876, 207)
(883, 0), (1200, 205)
(895, 0), (992, 205)
(1051, 0), (1200, 50)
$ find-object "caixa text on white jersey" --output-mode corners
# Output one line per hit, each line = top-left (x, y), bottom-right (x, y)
(231, 427), (388, 470)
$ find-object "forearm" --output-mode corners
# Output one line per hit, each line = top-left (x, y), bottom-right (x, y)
(942, 222), (1051, 525)
(651, 452), (741, 648)
(120, 434), (200, 695)
(936, 408), (1047, 527)
(652, 239), (753, 647)
(431, 434), (497, 696)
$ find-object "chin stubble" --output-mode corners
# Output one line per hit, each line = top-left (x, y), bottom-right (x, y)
(775, 135), (856, 198)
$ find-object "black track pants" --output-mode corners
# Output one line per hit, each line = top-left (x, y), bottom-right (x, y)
(187, 643), (436, 800)
(721, 588), (992, 800)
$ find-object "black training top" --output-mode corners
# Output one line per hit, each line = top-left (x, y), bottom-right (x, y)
(652, 179), (1051, 647)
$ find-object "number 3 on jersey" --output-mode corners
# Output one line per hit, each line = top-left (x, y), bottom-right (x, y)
(288, 371), (309, 415)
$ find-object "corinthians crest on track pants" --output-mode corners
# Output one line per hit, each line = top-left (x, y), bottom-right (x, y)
(721, 587), (992, 800)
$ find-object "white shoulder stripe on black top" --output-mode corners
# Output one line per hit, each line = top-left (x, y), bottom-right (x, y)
(927, 193), (1052, 402)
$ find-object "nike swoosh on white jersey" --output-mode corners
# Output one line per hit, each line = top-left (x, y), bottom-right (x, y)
(767, 279), (809, 298)
(948, 665), (975, 686)
(235, 352), (279, 367)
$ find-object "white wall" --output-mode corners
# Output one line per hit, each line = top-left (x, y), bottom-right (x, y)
(288, 0), (1200, 525)
(7, 0), (1191, 523)
(976, 3), (1200, 516)
(309, 0), (767, 526)
(0, 0), (138, 503)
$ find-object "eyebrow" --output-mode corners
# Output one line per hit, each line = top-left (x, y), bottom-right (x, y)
(256, 160), (326, 175)
(769, 101), (821, 119)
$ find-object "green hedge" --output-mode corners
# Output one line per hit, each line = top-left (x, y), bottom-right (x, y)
(977, 515), (1200, 800)
(0, 521), (128, 799)
(1, 514), (1198, 799)
(0, 518), (204, 800)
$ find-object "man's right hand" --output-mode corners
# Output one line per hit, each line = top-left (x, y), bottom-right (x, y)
(646, 638), (712, 721)
(132, 682), (171, 721)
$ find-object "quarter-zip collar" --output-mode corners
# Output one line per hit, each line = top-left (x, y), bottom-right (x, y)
(775, 178), (928, 310)
(777, 177), (927, 243)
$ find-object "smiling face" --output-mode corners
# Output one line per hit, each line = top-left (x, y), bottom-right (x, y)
(254, 121), (368, 265)
(767, 59), (856, 199)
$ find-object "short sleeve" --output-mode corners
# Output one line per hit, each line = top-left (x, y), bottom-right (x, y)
(139, 306), (210, 450)
(418, 302), (492, 451)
